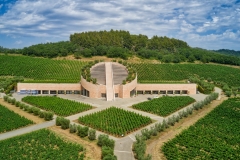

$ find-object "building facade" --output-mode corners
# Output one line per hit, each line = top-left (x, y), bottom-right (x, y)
(17, 62), (197, 101)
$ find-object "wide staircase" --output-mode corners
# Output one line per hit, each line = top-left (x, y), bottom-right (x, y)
(112, 64), (128, 85)
(105, 62), (115, 101)
(90, 63), (106, 84)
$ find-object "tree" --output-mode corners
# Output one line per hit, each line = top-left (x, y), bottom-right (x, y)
(201, 55), (210, 63)
(188, 54), (196, 62)
(32, 107), (40, 115)
(61, 118), (70, 129)
(102, 154), (117, 160)
(69, 124), (77, 133)
(43, 111), (54, 121)
(82, 48), (92, 57)
(97, 134), (115, 149)
(101, 146), (114, 159)
(88, 129), (96, 140)
(77, 126), (89, 137)
(225, 91), (232, 97)
(172, 55), (181, 63)
(74, 51), (81, 59)
(11, 98), (16, 105)
(233, 91), (237, 97)
(56, 116), (63, 126)
(3, 96), (8, 102)
(162, 54), (173, 63)
(15, 101), (20, 107)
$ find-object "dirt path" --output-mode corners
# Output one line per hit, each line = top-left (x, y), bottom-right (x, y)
(0, 99), (44, 124)
(49, 126), (101, 160)
(146, 95), (228, 160)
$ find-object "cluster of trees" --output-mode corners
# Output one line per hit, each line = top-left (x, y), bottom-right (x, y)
(71, 30), (189, 59)
(56, 117), (116, 160)
(1, 30), (240, 66)
(70, 30), (189, 51)
(56, 117), (97, 140)
(214, 81), (239, 97)
(153, 47), (240, 65)
(0, 76), (24, 94)
(97, 134), (116, 160)
(188, 76), (215, 94)
(70, 30), (240, 65)
(74, 45), (130, 59)
(0, 46), (20, 54)
(21, 41), (77, 58)
(213, 49), (240, 57)
(1, 42), (77, 58)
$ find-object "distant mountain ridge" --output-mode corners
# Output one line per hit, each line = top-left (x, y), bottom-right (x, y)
(213, 49), (240, 57)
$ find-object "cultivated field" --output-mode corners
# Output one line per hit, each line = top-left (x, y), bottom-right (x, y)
(22, 96), (92, 116)
(0, 129), (85, 160)
(1, 54), (240, 159)
(0, 104), (33, 133)
(162, 98), (240, 159)
(78, 107), (152, 137)
(1, 55), (240, 88)
(132, 96), (195, 116)
(0, 55), (87, 83)
(133, 63), (240, 87)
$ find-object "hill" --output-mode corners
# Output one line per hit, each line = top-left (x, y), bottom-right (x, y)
(1, 30), (240, 66)
(213, 49), (240, 57)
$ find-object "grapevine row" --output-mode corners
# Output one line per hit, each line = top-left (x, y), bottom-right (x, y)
(78, 107), (152, 137)
(0, 55), (87, 83)
(132, 63), (240, 87)
(22, 96), (92, 116)
(0, 104), (33, 133)
(162, 98), (240, 159)
(132, 96), (195, 116)
(0, 129), (85, 160)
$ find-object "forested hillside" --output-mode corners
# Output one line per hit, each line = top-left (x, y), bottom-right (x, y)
(1, 30), (240, 65)
(70, 30), (189, 51)
(213, 49), (240, 57)
(21, 41), (77, 58)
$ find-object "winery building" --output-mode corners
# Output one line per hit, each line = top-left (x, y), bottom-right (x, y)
(17, 62), (197, 101)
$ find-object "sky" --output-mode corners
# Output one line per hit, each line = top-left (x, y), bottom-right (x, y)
(0, 0), (240, 50)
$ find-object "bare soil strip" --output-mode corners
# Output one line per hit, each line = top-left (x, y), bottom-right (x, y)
(0, 99), (44, 124)
(146, 95), (228, 160)
(49, 126), (101, 160)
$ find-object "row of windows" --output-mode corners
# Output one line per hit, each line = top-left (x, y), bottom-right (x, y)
(137, 90), (188, 94)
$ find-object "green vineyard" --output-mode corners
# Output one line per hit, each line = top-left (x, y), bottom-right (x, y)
(1, 55), (240, 87)
(0, 104), (33, 133)
(132, 96), (195, 116)
(133, 63), (240, 87)
(162, 98), (240, 159)
(0, 55), (87, 83)
(22, 96), (92, 116)
(0, 129), (85, 160)
(78, 107), (152, 137)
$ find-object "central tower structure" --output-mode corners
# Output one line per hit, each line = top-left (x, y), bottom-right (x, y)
(81, 62), (137, 101)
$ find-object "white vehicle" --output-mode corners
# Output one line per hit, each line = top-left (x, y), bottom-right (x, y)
(153, 95), (159, 99)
